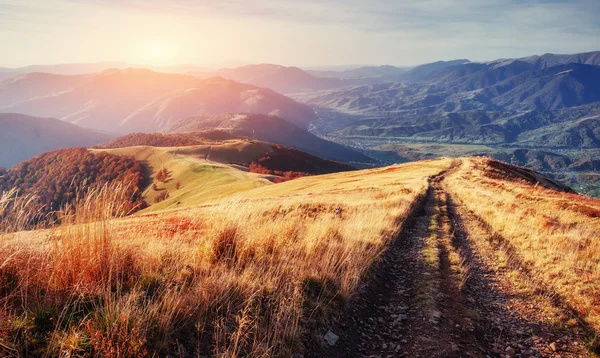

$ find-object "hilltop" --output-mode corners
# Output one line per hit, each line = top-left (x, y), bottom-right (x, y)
(94, 134), (355, 212)
(164, 113), (375, 165)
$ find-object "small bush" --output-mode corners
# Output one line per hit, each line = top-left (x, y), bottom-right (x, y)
(154, 190), (169, 203)
(155, 169), (168, 183)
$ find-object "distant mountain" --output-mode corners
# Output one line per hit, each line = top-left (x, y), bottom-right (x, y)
(0, 72), (92, 108)
(120, 77), (317, 132)
(0, 62), (132, 81)
(1, 68), (318, 132)
(302, 51), (600, 146)
(400, 59), (471, 82)
(488, 64), (600, 110)
(192, 64), (352, 94)
(518, 51), (600, 69)
(307, 65), (409, 81)
(164, 113), (374, 165)
(0, 113), (115, 169)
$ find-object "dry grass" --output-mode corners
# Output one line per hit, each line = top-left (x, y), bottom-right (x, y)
(445, 157), (600, 347)
(0, 159), (451, 356)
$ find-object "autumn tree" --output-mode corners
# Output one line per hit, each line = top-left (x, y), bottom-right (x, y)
(155, 168), (168, 182)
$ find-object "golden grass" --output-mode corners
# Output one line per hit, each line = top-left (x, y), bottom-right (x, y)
(0, 159), (452, 356)
(445, 157), (600, 346)
(93, 145), (273, 213)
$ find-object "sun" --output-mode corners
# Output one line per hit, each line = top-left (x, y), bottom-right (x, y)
(150, 45), (164, 61)
(147, 43), (175, 64)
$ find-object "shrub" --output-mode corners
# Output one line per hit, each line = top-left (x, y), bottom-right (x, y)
(155, 169), (168, 183)
(154, 190), (169, 204)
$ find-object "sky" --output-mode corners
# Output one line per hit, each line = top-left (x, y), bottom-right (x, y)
(1, 0), (599, 68)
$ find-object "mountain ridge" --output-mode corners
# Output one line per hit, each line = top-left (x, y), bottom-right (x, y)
(0, 113), (115, 169)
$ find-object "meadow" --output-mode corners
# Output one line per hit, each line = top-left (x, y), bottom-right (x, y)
(0, 159), (451, 356)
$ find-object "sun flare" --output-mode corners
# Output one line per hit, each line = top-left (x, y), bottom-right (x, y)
(147, 43), (173, 64)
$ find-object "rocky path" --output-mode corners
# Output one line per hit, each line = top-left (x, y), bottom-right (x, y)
(310, 161), (592, 358)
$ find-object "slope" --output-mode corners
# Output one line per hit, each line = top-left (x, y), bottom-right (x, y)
(164, 113), (375, 165)
(0, 113), (115, 168)
(316, 158), (596, 357)
(3, 157), (600, 356)
(94, 136), (355, 212)
(93, 145), (273, 213)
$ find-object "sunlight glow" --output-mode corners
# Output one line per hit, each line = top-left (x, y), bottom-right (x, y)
(146, 43), (175, 65)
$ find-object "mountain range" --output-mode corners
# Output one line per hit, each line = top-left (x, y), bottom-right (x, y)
(0, 68), (318, 133)
(299, 51), (600, 147)
(3, 50), (600, 194)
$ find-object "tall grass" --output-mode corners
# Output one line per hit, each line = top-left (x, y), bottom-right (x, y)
(0, 188), (45, 233)
(0, 160), (451, 356)
(445, 158), (600, 348)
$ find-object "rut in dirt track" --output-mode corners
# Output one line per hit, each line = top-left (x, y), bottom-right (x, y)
(311, 160), (590, 358)
(312, 163), (489, 357)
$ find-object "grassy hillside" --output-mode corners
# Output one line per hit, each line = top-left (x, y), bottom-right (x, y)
(2, 156), (600, 355)
(0, 148), (146, 231)
(0, 158), (451, 356)
(94, 138), (354, 213)
(93, 144), (273, 213)
(445, 158), (600, 341)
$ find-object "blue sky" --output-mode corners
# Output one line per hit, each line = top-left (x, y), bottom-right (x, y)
(0, 0), (599, 67)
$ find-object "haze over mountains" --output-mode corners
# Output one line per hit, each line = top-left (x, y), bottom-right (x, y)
(0, 113), (114, 168)
(3, 50), (600, 193)
(0, 68), (317, 133)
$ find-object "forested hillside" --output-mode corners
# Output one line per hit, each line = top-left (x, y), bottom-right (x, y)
(0, 148), (146, 230)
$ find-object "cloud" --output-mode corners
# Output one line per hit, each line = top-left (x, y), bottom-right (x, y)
(0, 0), (599, 66)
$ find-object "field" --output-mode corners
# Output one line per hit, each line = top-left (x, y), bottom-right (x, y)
(0, 158), (451, 356)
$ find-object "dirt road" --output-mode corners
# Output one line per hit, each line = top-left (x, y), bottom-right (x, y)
(309, 159), (590, 357)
